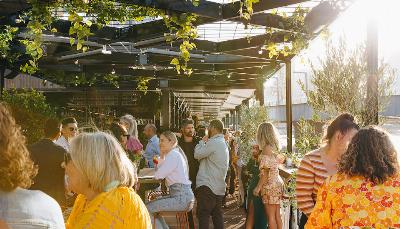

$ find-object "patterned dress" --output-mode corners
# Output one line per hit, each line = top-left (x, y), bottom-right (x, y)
(306, 173), (400, 229)
(259, 153), (284, 205)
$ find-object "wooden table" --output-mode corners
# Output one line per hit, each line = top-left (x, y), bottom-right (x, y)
(138, 168), (161, 184)
(137, 168), (163, 201)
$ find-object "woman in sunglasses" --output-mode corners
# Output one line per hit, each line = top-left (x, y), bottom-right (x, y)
(109, 122), (130, 150)
(120, 114), (143, 155)
(64, 132), (151, 228)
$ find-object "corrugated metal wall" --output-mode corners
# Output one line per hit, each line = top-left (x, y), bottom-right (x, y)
(5, 74), (64, 90)
(268, 95), (400, 122)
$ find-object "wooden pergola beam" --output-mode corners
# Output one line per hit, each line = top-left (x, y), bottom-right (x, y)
(222, 0), (310, 19)
(120, 0), (223, 19)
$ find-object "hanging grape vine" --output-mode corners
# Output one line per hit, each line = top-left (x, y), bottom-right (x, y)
(0, 0), (198, 83)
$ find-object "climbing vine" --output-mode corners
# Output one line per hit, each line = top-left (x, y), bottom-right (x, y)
(262, 6), (311, 59)
(164, 13), (197, 76)
(240, 1), (312, 59)
(1, 0), (198, 79)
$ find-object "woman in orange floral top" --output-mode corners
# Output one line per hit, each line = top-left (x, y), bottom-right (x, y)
(306, 126), (400, 229)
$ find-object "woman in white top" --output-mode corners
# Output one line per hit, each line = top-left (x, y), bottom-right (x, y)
(146, 131), (195, 229)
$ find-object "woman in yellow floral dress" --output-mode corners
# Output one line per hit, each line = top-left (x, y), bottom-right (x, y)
(64, 132), (151, 229)
(306, 126), (400, 229)
(253, 122), (283, 229)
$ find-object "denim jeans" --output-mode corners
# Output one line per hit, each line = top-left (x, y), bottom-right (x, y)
(146, 183), (194, 229)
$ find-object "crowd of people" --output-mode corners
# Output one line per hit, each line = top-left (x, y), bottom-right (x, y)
(1, 100), (400, 229)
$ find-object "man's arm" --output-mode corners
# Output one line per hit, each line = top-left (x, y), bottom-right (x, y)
(194, 140), (214, 160)
(153, 141), (161, 155)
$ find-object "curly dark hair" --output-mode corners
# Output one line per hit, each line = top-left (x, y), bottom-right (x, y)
(338, 126), (398, 184)
(0, 103), (37, 191)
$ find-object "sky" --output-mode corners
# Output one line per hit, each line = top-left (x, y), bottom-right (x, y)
(265, 0), (400, 107)
(297, 0), (400, 76)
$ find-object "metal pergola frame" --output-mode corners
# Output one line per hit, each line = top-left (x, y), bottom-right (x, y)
(0, 0), (352, 151)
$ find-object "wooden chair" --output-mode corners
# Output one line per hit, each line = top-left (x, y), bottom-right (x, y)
(153, 200), (196, 229)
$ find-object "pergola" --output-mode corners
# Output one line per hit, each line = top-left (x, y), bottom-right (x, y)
(0, 0), (351, 151)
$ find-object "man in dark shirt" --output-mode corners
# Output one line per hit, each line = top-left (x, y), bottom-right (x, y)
(178, 119), (201, 191)
(178, 119), (201, 229)
(29, 118), (67, 207)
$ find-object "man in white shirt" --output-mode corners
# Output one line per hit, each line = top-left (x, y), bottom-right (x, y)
(195, 119), (229, 229)
(55, 117), (78, 151)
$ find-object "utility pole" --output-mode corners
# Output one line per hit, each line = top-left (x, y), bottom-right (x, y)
(366, 16), (379, 125)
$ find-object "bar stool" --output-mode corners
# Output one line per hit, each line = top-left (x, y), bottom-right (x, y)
(153, 200), (196, 229)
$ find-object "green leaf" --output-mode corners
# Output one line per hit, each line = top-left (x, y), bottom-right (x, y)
(77, 42), (82, 50)
(170, 57), (180, 66)
(284, 34), (289, 42)
(68, 14), (75, 21)
(69, 38), (75, 46)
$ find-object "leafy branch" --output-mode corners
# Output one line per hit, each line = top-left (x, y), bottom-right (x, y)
(164, 13), (198, 76)
(3, 0), (199, 84)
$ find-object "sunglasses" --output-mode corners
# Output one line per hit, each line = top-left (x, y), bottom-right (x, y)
(64, 153), (72, 165)
(69, 127), (78, 132)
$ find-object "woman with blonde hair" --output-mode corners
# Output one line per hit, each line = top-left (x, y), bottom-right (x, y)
(120, 114), (143, 154)
(253, 122), (283, 229)
(146, 131), (194, 229)
(64, 132), (151, 228)
(0, 103), (65, 229)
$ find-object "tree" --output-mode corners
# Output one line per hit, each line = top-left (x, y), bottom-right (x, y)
(2, 89), (57, 144)
(239, 103), (268, 163)
(300, 38), (395, 126)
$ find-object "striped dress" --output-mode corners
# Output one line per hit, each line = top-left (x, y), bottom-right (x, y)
(296, 149), (333, 216)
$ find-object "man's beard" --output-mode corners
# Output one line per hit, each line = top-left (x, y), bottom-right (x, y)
(184, 132), (194, 137)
